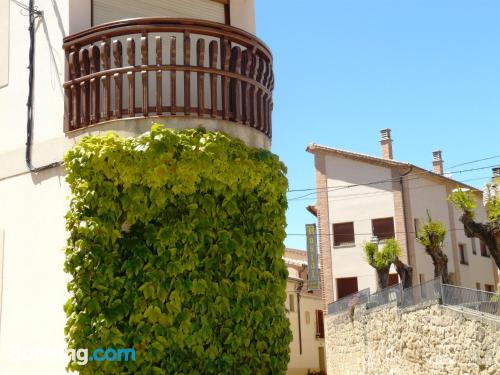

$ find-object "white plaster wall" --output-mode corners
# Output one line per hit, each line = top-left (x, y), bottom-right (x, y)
(286, 280), (325, 375)
(0, 0), (68, 152)
(0, 0), (9, 88)
(408, 175), (455, 282)
(0, 169), (71, 374)
(452, 194), (496, 289)
(230, 0), (256, 34)
(324, 155), (396, 298)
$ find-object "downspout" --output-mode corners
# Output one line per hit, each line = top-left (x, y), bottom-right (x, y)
(400, 166), (413, 266)
(25, 0), (63, 173)
(296, 280), (303, 355)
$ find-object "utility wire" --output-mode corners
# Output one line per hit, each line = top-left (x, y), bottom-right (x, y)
(287, 164), (498, 201)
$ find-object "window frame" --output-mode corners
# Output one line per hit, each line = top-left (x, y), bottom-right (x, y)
(371, 217), (395, 241)
(332, 221), (355, 247)
(458, 243), (468, 265)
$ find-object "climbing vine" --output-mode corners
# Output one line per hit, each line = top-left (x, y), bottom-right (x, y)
(64, 125), (291, 374)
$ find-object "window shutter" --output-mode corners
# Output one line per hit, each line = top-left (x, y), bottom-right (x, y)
(315, 310), (324, 338)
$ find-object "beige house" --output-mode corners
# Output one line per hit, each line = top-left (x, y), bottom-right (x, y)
(0, 1), (274, 373)
(307, 129), (499, 310)
(284, 249), (326, 375)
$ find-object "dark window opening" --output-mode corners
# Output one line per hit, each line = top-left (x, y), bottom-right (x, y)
(388, 273), (399, 286)
(480, 241), (490, 257)
(336, 277), (358, 299)
(315, 310), (324, 339)
(459, 244), (468, 265)
(333, 222), (355, 246)
(485, 284), (495, 293)
(372, 217), (395, 241)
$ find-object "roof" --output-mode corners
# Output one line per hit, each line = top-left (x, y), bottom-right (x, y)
(306, 143), (481, 193)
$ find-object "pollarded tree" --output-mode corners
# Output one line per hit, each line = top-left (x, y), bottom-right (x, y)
(364, 239), (401, 290)
(416, 212), (449, 284)
(449, 185), (500, 271)
(393, 255), (413, 289)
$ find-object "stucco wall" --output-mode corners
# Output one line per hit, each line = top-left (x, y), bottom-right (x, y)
(324, 155), (397, 298)
(325, 303), (500, 375)
(286, 280), (325, 375)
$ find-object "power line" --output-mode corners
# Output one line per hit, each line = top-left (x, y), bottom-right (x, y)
(286, 227), (472, 237)
(287, 175), (492, 203)
(287, 164), (498, 201)
(446, 154), (500, 170)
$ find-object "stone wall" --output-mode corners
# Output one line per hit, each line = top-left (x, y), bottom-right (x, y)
(326, 302), (500, 374)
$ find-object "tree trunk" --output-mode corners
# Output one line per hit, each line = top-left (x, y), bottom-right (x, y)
(376, 267), (390, 291)
(424, 246), (449, 284)
(393, 257), (413, 289)
(460, 212), (500, 271)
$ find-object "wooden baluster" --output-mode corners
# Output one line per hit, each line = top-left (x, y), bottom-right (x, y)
(112, 40), (123, 118)
(229, 46), (242, 122)
(170, 36), (177, 115)
(196, 38), (205, 117)
(221, 39), (230, 120)
(155, 36), (162, 115)
(183, 32), (191, 115)
(253, 56), (263, 130)
(248, 52), (257, 127)
(79, 48), (90, 126)
(141, 35), (148, 116)
(261, 60), (271, 135)
(241, 49), (252, 125)
(127, 38), (136, 117)
(89, 45), (100, 124)
(64, 51), (72, 131)
(100, 41), (111, 121)
(209, 40), (218, 118)
(68, 51), (80, 129)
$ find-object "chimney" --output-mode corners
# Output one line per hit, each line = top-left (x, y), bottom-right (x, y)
(432, 150), (443, 175)
(493, 167), (500, 178)
(380, 128), (393, 159)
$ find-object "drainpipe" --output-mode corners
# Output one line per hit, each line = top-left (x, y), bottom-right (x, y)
(400, 166), (413, 270)
(25, 0), (62, 172)
(296, 281), (303, 355)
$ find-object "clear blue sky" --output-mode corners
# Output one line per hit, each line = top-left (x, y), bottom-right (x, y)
(255, 0), (500, 250)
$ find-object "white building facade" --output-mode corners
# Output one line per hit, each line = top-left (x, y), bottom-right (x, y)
(307, 129), (499, 309)
(0, 1), (273, 373)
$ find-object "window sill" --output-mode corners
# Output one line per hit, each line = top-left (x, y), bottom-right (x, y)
(333, 244), (356, 249)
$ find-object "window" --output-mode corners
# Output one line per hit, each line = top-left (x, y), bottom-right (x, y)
(388, 273), (399, 286)
(315, 310), (324, 339)
(459, 244), (468, 265)
(289, 294), (295, 312)
(336, 277), (358, 299)
(372, 217), (395, 241)
(475, 282), (481, 290)
(480, 241), (490, 257)
(485, 284), (495, 293)
(0, 0), (9, 88)
(471, 239), (477, 255)
(305, 311), (310, 324)
(333, 222), (355, 246)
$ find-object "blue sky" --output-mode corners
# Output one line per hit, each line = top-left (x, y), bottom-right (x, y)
(255, 0), (500, 250)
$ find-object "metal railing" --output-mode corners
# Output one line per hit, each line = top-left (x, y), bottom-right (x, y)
(327, 288), (370, 315)
(442, 284), (500, 316)
(399, 277), (442, 308)
(367, 283), (402, 309)
(326, 276), (499, 318)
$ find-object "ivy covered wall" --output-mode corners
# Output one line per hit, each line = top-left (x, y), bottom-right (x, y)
(64, 125), (291, 374)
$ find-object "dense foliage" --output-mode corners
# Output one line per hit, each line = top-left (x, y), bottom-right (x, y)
(416, 212), (450, 283)
(363, 239), (401, 290)
(63, 125), (291, 374)
(449, 184), (500, 272)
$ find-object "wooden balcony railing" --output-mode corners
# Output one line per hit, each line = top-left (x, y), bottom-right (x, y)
(63, 18), (274, 138)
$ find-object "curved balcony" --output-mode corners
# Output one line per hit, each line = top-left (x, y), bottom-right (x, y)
(63, 18), (274, 139)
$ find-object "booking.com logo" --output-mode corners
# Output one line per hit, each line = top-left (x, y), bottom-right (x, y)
(68, 348), (136, 366)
